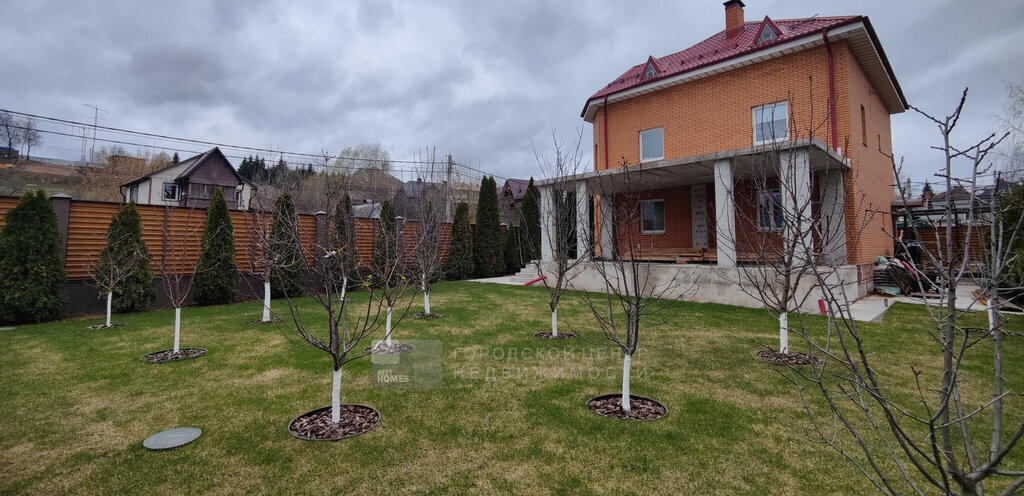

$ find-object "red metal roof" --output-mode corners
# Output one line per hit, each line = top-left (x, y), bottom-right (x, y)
(585, 15), (861, 107)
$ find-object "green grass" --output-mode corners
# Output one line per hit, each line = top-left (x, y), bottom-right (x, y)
(0, 281), (1021, 494)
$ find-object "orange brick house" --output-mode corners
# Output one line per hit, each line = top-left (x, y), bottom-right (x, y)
(536, 1), (906, 304)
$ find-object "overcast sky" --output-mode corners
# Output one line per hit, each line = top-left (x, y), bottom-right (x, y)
(1, 0), (1022, 188)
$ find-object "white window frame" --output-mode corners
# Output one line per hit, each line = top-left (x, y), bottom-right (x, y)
(162, 182), (180, 201)
(640, 198), (665, 234)
(752, 101), (789, 145)
(639, 127), (664, 163)
(757, 189), (784, 232)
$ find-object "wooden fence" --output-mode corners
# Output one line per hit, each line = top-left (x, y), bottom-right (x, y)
(0, 196), (451, 281)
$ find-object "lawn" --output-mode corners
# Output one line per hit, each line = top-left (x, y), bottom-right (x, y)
(0, 281), (1021, 494)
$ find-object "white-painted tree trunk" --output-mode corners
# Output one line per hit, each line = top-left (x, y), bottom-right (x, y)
(105, 291), (112, 327)
(262, 281), (271, 322)
(339, 276), (347, 304)
(422, 277), (430, 314)
(551, 307), (558, 337)
(331, 367), (342, 423)
(384, 306), (393, 346)
(779, 312), (789, 354)
(173, 307), (181, 353)
(621, 353), (632, 413)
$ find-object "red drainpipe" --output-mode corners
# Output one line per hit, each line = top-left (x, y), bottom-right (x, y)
(602, 95), (609, 169)
(822, 30), (838, 153)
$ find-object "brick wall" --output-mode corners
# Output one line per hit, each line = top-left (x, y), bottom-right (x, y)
(590, 41), (898, 265)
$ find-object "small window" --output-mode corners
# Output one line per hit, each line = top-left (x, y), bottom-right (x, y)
(757, 26), (778, 44)
(753, 101), (789, 145)
(643, 63), (657, 80)
(758, 189), (783, 231)
(162, 182), (179, 201)
(640, 199), (665, 234)
(189, 183), (216, 200)
(640, 127), (664, 162)
(129, 185), (138, 203)
(861, 105), (867, 146)
(222, 186), (235, 202)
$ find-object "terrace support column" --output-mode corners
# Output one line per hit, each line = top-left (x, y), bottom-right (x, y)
(599, 193), (614, 259)
(575, 180), (589, 259)
(779, 149), (813, 264)
(819, 169), (847, 265)
(540, 185), (554, 262)
(713, 158), (736, 267)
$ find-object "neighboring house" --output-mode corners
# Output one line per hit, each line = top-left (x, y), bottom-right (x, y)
(536, 1), (908, 305)
(120, 147), (256, 210)
(499, 178), (529, 227)
(891, 185), (1004, 267)
(393, 179), (444, 220)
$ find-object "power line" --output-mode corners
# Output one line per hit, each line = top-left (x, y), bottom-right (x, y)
(0, 107), (494, 180)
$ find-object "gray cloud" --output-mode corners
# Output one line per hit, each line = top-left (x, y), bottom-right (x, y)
(0, 0), (1021, 186)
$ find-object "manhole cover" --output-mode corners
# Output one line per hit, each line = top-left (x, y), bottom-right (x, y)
(143, 427), (202, 450)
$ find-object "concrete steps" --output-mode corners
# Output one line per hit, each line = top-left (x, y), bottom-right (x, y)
(510, 263), (540, 284)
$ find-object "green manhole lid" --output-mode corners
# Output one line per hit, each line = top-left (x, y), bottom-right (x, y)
(143, 427), (202, 450)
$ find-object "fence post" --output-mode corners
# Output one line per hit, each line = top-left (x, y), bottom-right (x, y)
(50, 194), (71, 258)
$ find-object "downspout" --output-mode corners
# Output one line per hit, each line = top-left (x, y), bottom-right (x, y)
(602, 95), (609, 170)
(822, 30), (838, 153)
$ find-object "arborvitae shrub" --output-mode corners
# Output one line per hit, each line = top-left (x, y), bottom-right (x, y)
(520, 177), (541, 262)
(444, 202), (473, 280)
(269, 192), (304, 298)
(95, 202), (155, 312)
(473, 176), (503, 277)
(0, 191), (68, 323)
(193, 188), (239, 305)
(503, 226), (522, 275)
(331, 194), (357, 289)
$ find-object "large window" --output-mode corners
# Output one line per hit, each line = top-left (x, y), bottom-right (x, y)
(189, 183), (217, 200)
(640, 127), (664, 162)
(753, 101), (788, 145)
(162, 182), (180, 201)
(758, 189), (783, 231)
(641, 199), (665, 234)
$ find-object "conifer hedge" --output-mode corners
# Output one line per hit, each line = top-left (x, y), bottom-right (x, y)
(473, 176), (503, 277)
(270, 192), (304, 298)
(0, 191), (68, 323)
(95, 202), (155, 312)
(193, 188), (239, 305)
(444, 202), (473, 280)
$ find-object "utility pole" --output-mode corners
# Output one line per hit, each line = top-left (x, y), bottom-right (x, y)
(82, 104), (106, 165)
(445, 154), (453, 222)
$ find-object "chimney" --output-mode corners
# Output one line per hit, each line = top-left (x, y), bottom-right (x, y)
(724, 0), (745, 38)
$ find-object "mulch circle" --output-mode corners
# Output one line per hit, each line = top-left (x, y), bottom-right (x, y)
(288, 405), (381, 441)
(140, 348), (208, 363)
(363, 342), (416, 355)
(754, 349), (822, 366)
(534, 331), (576, 339)
(411, 312), (444, 319)
(86, 323), (125, 330)
(245, 318), (283, 325)
(587, 393), (667, 421)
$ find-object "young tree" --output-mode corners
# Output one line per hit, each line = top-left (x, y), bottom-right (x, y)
(154, 206), (205, 359)
(193, 188), (239, 305)
(574, 159), (694, 416)
(0, 111), (22, 153)
(269, 192), (304, 298)
(473, 176), (503, 277)
(520, 177), (541, 262)
(367, 200), (416, 351)
(444, 202), (473, 280)
(528, 129), (589, 338)
(270, 193), (384, 434)
(89, 202), (154, 328)
(412, 200), (445, 317)
(0, 191), (68, 324)
(787, 90), (1024, 495)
